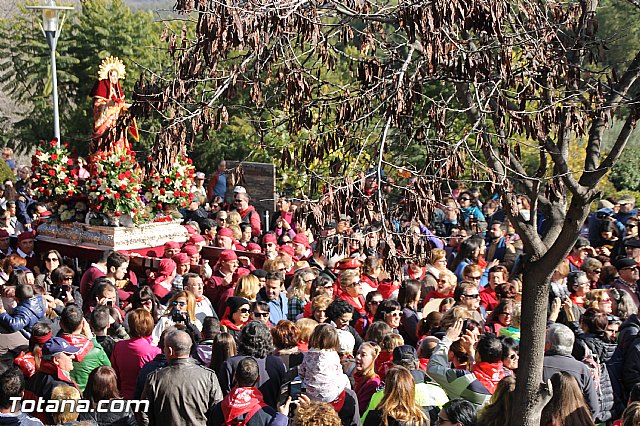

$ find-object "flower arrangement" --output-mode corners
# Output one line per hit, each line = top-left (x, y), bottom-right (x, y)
(87, 151), (145, 220)
(31, 140), (79, 201)
(144, 155), (195, 213)
(57, 197), (89, 222)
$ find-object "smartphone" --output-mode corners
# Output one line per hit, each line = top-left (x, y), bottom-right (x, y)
(289, 379), (303, 402)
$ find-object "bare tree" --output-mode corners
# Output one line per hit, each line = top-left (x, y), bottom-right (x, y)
(133, 1), (640, 424)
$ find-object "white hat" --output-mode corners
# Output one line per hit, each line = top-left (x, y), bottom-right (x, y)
(195, 172), (206, 180)
(234, 186), (247, 194)
(336, 329), (355, 355)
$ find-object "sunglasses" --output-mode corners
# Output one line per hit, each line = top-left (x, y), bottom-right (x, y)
(46, 257), (59, 262)
(466, 275), (482, 280)
(627, 224), (637, 228)
(593, 270), (602, 274)
(62, 276), (73, 281)
(172, 301), (187, 307)
(459, 197), (470, 201)
(253, 312), (269, 318)
(239, 308), (251, 314)
(463, 293), (480, 299)
(386, 311), (402, 317)
(368, 300), (381, 306)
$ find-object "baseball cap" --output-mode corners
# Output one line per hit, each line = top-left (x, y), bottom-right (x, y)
(392, 345), (418, 364)
(42, 337), (81, 356)
(614, 257), (639, 270)
(233, 186), (247, 194)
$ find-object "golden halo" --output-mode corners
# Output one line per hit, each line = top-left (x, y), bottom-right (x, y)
(98, 56), (126, 81)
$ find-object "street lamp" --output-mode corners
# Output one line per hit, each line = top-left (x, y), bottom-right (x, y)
(26, 0), (73, 148)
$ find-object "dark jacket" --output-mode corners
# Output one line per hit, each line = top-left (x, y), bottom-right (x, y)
(574, 334), (617, 420)
(0, 412), (44, 426)
(543, 352), (602, 422)
(363, 409), (428, 426)
(78, 408), (136, 426)
(399, 307), (420, 348)
(141, 358), (223, 426)
(0, 296), (46, 338)
(220, 355), (286, 408)
(618, 314), (640, 355)
(23, 361), (80, 424)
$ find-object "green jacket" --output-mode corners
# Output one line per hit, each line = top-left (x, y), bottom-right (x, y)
(61, 334), (111, 391)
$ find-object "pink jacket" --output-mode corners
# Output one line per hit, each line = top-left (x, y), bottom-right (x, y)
(111, 336), (161, 400)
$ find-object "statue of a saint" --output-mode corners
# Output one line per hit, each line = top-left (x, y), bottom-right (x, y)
(90, 56), (135, 155)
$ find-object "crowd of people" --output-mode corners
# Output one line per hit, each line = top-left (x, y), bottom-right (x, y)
(3, 157), (640, 426)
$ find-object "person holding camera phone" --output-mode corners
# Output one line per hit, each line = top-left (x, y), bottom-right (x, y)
(151, 291), (202, 346)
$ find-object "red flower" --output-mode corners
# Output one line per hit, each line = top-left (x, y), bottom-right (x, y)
(51, 154), (58, 161)
(48, 169), (56, 176)
(63, 177), (70, 185)
(125, 193), (131, 199)
(187, 158), (193, 164)
(99, 196), (105, 201)
(115, 162), (121, 167)
(120, 184), (127, 191)
(159, 188), (166, 195)
(114, 193), (121, 199)
(125, 170), (131, 178)
(35, 150), (41, 156)
(118, 173), (125, 180)
(115, 211), (122, 216)
(175, 172), (181, 178)
(164, 177), (171, 185)
(157, 203), (163, 209)
(96, 205), (101, 210)
(50, 140), (57, 147)
(67, 159), (74, 166)
(67, 190), (74, 196)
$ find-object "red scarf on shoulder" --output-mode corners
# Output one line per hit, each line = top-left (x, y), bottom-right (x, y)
(471, 361), (505, 394)
(221, 387), (267, 423)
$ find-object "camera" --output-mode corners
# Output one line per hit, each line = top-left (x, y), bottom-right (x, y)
(52, 285), (71, 302)
(171, 310), (188, 324)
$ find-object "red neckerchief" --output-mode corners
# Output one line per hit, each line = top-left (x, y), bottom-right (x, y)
(567, 254), (583, 269)
(329, 389), (347, 412)
(470, 361), (505, 394)
(221, 387), (266, 423)
(221, 317), (245, 331)
(60, 334), (94, 362)
(569, 294), (584, 308)
(341, 293), (366, 314)
(407, 266), (425, 280)
(361, 274), (379, 289)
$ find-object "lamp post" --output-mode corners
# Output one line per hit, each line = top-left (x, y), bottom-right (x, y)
(26, 0), (73, 148)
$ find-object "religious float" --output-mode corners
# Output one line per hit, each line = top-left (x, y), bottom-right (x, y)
(33, 57), (192, 260)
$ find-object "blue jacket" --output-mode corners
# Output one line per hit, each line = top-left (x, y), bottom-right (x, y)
(0, 296), (46, 338)
(257, 288), (288, 326)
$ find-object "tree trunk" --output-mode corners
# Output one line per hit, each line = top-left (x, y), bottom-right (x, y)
(512, 259), (554, 426)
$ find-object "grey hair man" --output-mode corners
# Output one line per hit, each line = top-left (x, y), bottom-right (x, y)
(141, 330), (223, 426)
(542, 324), (603, 422)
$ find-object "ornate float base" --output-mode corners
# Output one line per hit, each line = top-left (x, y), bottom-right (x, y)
(36, 220), (188, 251)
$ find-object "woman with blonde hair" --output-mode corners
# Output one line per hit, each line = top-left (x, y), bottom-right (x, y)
(234, 274), (260, 301)
(363, 366), (428, 426)
(540, 371), (595, 426)
(424, 247), (448, 291)
(584, 289), (613, 315)
(354, 341), (382, 415)
(151, 290), (200, 345)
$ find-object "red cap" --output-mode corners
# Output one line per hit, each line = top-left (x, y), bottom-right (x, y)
(246, 243), (262, 252)
(279, 245), (295, 258)
(181, 245), (199, 256)
(293, 233), (309, 248)
(183, 225), (198, 236)
(335, 257), (363, 270)
(172, 253), (190, 265)
(263, 233), (277, 245)
(218, 228), (234, 238)
(219, 249), (238, 262)
(0, 229), (9, 238)
(18, 231), (35, 242)
(158, 258), (176, 276)
(164, 241), (181, 249)
(188, 234), (205, 244)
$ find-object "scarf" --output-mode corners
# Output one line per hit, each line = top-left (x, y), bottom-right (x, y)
(471, 361), (505, 394)
(60, 334), (94, 362)
(220, 387), (266, 423)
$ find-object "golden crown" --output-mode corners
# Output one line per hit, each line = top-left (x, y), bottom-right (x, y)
(98, 56), (126, 81)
